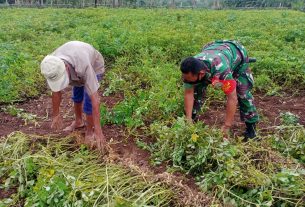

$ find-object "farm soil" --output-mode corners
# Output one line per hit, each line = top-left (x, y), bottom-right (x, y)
(199, 90), (305, 135)
(0, 87), (304, 205)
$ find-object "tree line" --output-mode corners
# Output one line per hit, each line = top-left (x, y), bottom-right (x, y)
(0, 0), (304, 10)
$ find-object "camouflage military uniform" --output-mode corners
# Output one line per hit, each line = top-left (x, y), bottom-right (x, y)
(184, 40), (259, 124)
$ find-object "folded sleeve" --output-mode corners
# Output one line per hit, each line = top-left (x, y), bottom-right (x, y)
(183, 82), (194, 89)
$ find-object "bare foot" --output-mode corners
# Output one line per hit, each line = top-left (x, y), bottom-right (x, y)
(63, 121), (85, 132)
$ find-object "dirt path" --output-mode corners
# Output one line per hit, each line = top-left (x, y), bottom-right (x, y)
(0, 88), (304, 206)
(1, 89), (303, 138)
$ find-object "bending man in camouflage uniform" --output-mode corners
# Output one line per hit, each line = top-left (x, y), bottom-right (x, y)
(181, 40), (259, 140)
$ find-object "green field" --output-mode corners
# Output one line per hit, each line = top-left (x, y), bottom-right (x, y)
(1, 8), (305, 207)
(1, 8), (305, 103)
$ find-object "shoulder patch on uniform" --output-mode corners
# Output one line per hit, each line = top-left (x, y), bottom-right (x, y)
(212, 77), (236, 95)
(222, 79), (236, 94)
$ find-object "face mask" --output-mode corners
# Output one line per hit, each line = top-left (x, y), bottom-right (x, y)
(183, 74), (202, 85)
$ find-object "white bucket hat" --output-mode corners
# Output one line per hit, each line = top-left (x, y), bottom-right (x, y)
(41, 55), (69, 92)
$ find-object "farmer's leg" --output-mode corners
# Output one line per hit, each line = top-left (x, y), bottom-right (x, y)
(64, 86), (85, 132)
(72, 86), (85, 125)
(192, 84), (207, 121)
(236, 66), (259, 139)
(83, 91), (94, 136)
(236, 68), (259, 123)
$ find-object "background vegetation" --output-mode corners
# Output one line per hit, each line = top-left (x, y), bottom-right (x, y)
(0, 8), (304, 103)
(0, 0), (305, 10)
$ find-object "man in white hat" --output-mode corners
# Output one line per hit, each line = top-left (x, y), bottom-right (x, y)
(41, 41), (106, 150)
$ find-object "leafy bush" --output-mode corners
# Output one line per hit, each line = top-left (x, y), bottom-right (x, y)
(270, 125), (305, 163)
(149, 118), (305, 206)
(280, 112), (300, 126)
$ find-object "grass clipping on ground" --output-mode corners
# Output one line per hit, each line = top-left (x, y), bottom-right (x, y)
(0, 132), (175, 207)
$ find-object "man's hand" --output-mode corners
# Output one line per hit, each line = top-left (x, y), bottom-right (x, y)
(85, 129), (107, 152)
(51, 114), (63, 131)
(94, 130), (107, 152)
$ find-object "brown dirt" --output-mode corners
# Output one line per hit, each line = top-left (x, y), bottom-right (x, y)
(0, 88), (304, 206)
(0, 186), (17, 200)
(198, 91), (305, 137)
(0, 88), (124, 137)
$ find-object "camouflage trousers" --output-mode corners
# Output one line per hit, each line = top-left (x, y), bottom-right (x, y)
(192, 67), (259, 124)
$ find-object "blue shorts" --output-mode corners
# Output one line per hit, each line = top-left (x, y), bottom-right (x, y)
(72, 74), (102, 115)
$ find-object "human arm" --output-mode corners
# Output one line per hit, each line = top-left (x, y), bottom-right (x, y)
(210, 58), (237, 137)
(184, 87), (195, 122)
(90, 91), (106, 151)
(222, 89), (238, 136)
(51, 91), (63, 130)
